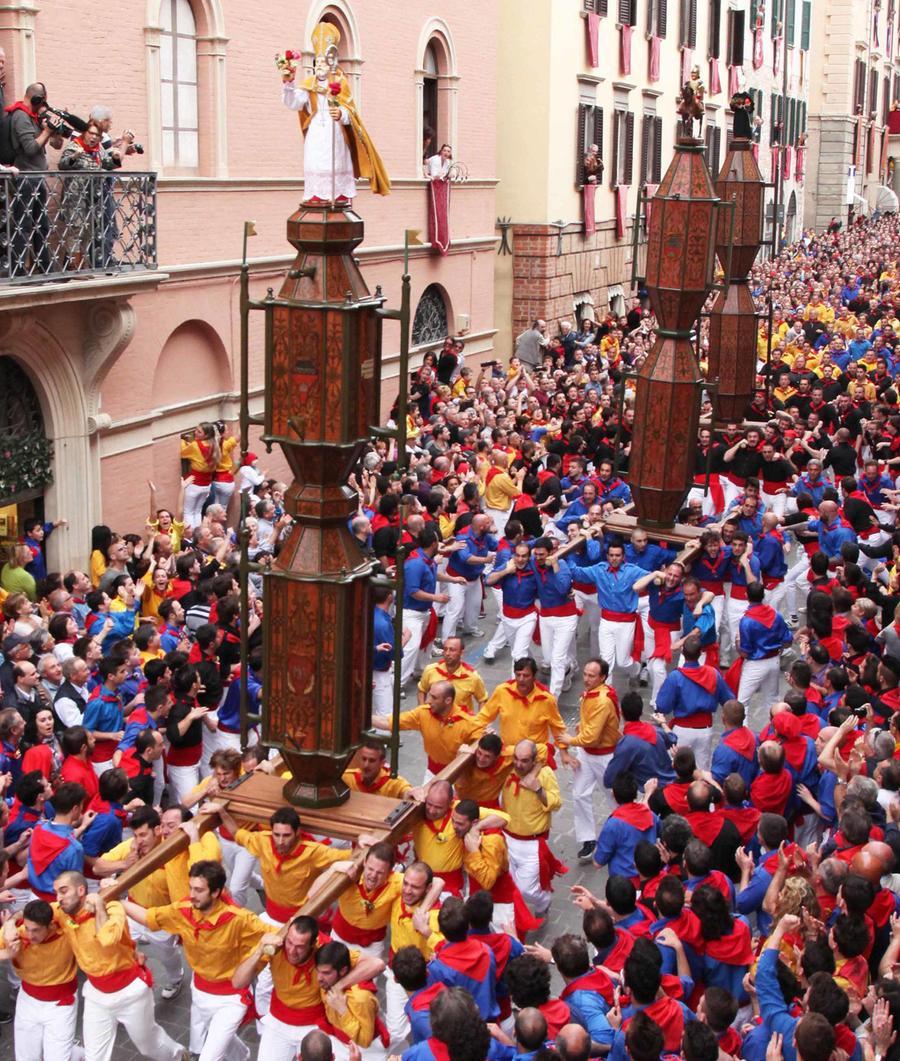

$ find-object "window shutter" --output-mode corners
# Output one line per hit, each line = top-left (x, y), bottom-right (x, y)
(785, 0), (796, 46)
(625, 111), (635, 185)
(641, 116), (651, 184)
(658, 0), (668, 38)
(708, 0), (721, 57)
(729, 10), (745, 65)
(653, 116), (663, 182)
(800, 101), (807, 133)
(750, 0), (758, 26)
(885, 78), (892, 125)
(612, 111), (620, 188)
(593, 106), (605, 161)
(870, 69), (879, 117)
(618, 0), (635, 26)
(577, 103), (590, 187)
(600, 0), (609, 14)
(690, 0), (697, 46)
(800, 0), (811, 49)
(715, 126), (722, 175)
(771, 0), (783, 37)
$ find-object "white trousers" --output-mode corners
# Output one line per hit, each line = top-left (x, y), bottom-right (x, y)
(765, 580), (787, 615)
(183, 483), (211, 532)
(220, 835), (262, 908)
(760, 490), (788, 518)
(671, 725), (714, 774)
(333, 1041), (387, 1061)
(784, 556), (810, 617)
(259, 1013), (324, 1061)
(484, 589), (508, 655)
(573, 590), (601, 657)
(372, 668), (393, 714)
(90, 760), (113, 779)
(484, 506), (511, 537)
(128, 915), (184, 987)
(400, 609), (429, 686)
(190, 980), (249, 1061)
(506, 834), (552, 917)
(13, 989), (79, 1061)
(442, 579), (482, 640)
(167, 761), (202, 806)
(82, 977), (183, 1061)
(253, 914), (286, 1022)
(736, 656), (782, 732)
(572, 748), (612, 843)
(598, 617), (638, 677)
(385, 966), (410, 1046)
(687, 483), (719, 518)
(539, 613), (578, 698)
(726, 597), (747, 646)
(722, 478), (742, 511)
(636, 597), (650, 663)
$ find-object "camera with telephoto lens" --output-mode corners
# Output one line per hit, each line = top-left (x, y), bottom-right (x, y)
(132, 143), (145, 154)
(42, 104), (89, 138)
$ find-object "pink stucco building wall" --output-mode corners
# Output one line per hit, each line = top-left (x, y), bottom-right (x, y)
(0, 0), (497, 566)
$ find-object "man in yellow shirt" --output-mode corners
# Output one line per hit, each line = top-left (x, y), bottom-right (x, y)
(342, 737), (413, 799)
(476, 658), (570, 766)
(481, 451), (525, 536)
(330, 841), (402, 960)
(53, 870), (184, 1061)
(557, 658), (621, 863)
(384, 861), (444, 1042)
(455, 732), (513, 809)
(374, 680), (485, 782)
(501, 739), (564, 917)
(232, 914), (384, 1060)
(452, 797), (524, 932)
(417, 636), (488, 714)
(0, 898), (79, 1060)
(93, 805), (208, 998)
(316, 941), (387, 1060)
(122, 859), (268, 1061)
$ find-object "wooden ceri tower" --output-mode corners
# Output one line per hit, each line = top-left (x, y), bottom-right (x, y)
(626, 134), (721, 526)
(262, 205), (380, 807)
(706, 138), (765, 423)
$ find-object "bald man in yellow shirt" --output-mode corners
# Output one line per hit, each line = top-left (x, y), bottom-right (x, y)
(482, 451), (525, 536)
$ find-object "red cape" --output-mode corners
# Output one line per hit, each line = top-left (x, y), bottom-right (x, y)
(561, 968), (615, 1007)
(623, 720), (658, 746)
(750, 770), (792, 814)
(721, 804), (761, 844)
(661, 781), (691, 815)
(29, 824), (71, 876)
(539, 998), (571, 1038)
(435, 938), (492, 980)
(684, 810), (726, 846)
(703, 919), (754, 965)
(723, 726), (756, 761)
(745, 604), (778, 628)
(410, 982), (446, 1012)
(678, 665), (719, 693)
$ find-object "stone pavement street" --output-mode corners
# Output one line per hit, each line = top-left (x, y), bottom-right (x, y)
(0, 601), (790, 1059)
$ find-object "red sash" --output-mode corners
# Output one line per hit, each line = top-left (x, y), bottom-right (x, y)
(600, 610), (644, 662)
(21, 977), (77, 1005)
(87, 963), (152, 994)
(648, 617), (680, 661)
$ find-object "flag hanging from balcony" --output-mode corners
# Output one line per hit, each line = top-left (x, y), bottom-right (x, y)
(753, 28), (764, 68)
(681, 47), (693, 85)
(795, 146), (805, 182)
(773, 40), (780, 77)
(643, 184), (658, 229)
(586, 12), (600, 66)
(620, 24), (633, 75)
(770, 145), (780, 182)
(728, 64), (741, 98)
(709, 58), (721, 95)
(782, 146), (793, 180)
(428, 177), (451, 255)
(583, 184), (597, 237)
(615, 185), (628, 241)
(649, 35), (661, 81)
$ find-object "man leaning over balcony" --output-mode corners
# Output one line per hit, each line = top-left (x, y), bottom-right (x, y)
(6, 81), (65, 277)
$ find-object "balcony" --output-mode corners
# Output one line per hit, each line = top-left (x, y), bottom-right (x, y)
(0, 170), (157, 285)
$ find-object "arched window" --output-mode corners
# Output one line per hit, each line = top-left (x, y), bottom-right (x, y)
(160, 0), (199, 170)
(304, 2), (363, 103)
(423, 45), (439, 161)
(415, 23), (458, 174)
(412, 285), (450, 347)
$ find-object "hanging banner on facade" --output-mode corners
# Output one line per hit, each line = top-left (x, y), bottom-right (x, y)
(586, 12), (600, 66)
(620, 24), (633, 75)
(583, 184), (597, 237)
(428, 177), (451, 255)
(649, 35), (661, 81)
(615, 185), (628, 240)
(709, 58), (721, 95)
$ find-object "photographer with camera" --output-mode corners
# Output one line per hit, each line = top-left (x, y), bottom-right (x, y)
(88, 105), (144, 269)
(58, 118), (117, 270)
(4, 82), (65, 275)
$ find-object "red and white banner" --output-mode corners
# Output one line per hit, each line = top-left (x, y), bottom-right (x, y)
(427, 178), (451, 255)
(681, 47), (693, 86)
(586, 12), (600, 67)
(795, 146), (805, 182)
(709, 58), (721, 95)
(615, 186), (628, 241)
(782, 145), (793, 180)
(770, 145), (780, 182)
(753, 29), (764, 69)
(583, 184), (597, 237)
(620, 24), (633, 75)
(644, 184), (658, 230)
(649, 35), (661, 81)
(773, 39), (781, 77)
(728, 64), (742, 97)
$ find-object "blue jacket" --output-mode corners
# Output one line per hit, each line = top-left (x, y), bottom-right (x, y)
(373, 607), (394, 672)
(626, 542), (677, 571)
(448, 533), (497, 582)
(82, 686), (124, 735)
(711, 730), (759, 787)
(579, 561), (647, 613)
(530, 558), (573, 610)
(404, 550), (438, 611)
(595, 805), (659, 878)
(216, 667), (262, 731)
(561, 972), (615, 1047)
(496, 566), (538, 611)
(736, 856), (777, 935)
(27, 821), (83, 896)
(791, 474), (828, 506)
(807, 518), (857, 560)
(755, 533), (788, 580)
(738, 608), (793, 660)
(604, 728), (676, 788)
(656, 663), (730, 722)
(427, 940), (498, 1020)
(682, 602), (717, 646)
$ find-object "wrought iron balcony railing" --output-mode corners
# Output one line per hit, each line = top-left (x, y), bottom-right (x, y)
(0, 170), (157, 283)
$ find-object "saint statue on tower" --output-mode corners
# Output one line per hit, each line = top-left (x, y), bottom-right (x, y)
(277, 21), (391, 204)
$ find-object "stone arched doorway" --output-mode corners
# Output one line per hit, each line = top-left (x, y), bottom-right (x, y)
(786, 191), (798, 245)
(0, 356), (52, 551)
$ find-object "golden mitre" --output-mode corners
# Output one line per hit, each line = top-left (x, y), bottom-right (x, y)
(311, 21), (341, 57)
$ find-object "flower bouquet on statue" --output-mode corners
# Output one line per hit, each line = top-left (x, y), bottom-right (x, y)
(275, 49), (302, 80)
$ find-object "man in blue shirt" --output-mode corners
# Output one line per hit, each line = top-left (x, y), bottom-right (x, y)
(400, 529), (452, 688)
(26, 780), (88, 900)
(373, 586), (400, 714)
(442, 514), (497, 642)
(735, 811), (789, 935)
(735, 581), (793, 731)
(656, 635), (731, 773)
(604, 692), (676, 789)
(594, 771), (659, 879)
(22, 518), (66, 582)
(580, 538), (647, 685)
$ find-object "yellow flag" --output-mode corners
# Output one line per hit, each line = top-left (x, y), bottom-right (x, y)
(405, 229), (424, 246)
(244, 221), (258, 238)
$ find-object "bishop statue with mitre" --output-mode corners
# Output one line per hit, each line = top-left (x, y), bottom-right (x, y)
(279, 21), (391, 204)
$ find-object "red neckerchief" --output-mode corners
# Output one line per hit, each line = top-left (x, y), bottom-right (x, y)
(677, 664), (718, 693)
(750, 769), (793, 812)
(435, 663), (470, 681)
(703, 919), (754, 965)
(504, 679), (549, 706)
(351, 768), (391, 794)
(723, 726), (756, 761)
(177, 900), (237, 941)
(611, 802), (654, 830)
(357, 877), (390, 914)
(623, 720), (657, 745)
(269, 834), (307, 874)
(745, 604), (778, 628)
(425, 810), (454, 836)
(4, 100), (40, 123)
(74, 134), (100, 157)
(684, 810), (725, 846)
